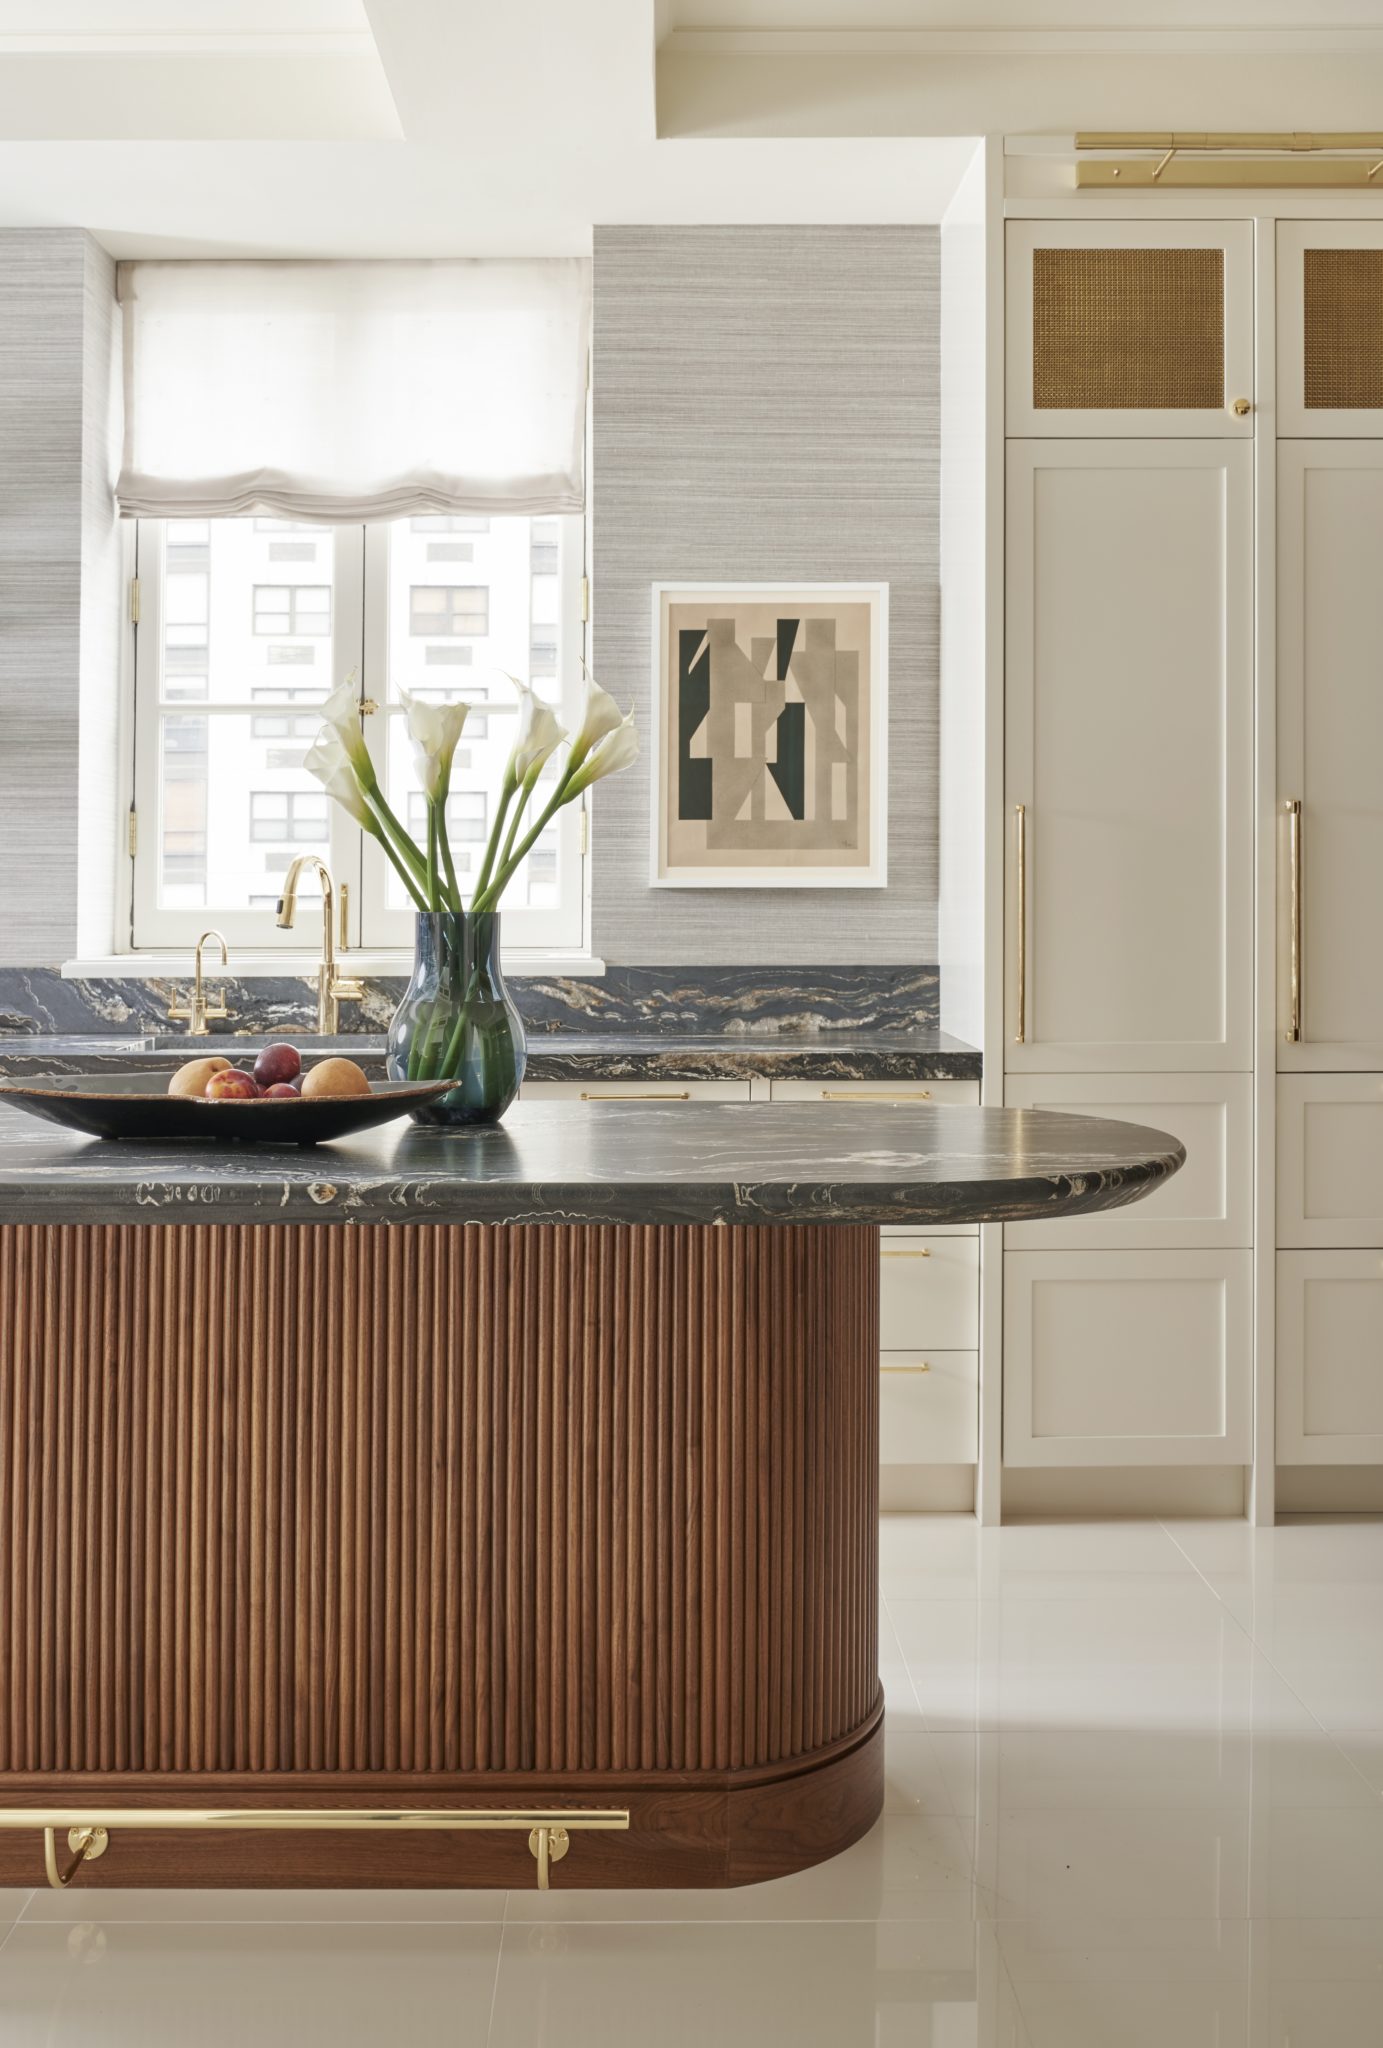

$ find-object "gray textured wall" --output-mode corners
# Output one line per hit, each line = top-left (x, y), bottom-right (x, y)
(590, 225), (939, 965)
(0, 229), (118, 968)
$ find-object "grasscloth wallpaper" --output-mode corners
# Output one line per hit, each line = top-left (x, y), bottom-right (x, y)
(591, 225), (939, 965)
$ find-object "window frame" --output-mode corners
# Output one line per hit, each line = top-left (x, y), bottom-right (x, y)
(127, 514), (588, 957)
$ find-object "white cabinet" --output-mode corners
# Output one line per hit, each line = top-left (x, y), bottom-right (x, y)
(1277, 222), (1383, 438)
(1279, 1076), (1383, 1248)
(765, 1079), (979, 1105)
(1004, 1250), (1253, 1467)
(1005, 439), (1253, 1072)
(1277, 443), (1383, 1068)
(1006, 220), (1255, 438)
(881, 1355), (978, 1466)
(1277, 1251), (1383, 1463)
(1004, 1075), (1251, 1251)
(881, 1234), (979, 1350)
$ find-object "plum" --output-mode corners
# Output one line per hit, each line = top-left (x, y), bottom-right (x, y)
(262, 1081), (301, 1099)
(253, 1041), (302, 1088)
(205, 1068), (260, 1100)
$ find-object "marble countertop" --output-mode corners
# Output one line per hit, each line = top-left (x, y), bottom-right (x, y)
(0, 1029), (982, 1084)
(0, 1099), (1182, 1228)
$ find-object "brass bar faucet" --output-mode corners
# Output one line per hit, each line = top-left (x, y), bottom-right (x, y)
(275, 857), (365, 1035)
(168, 928), (231, 1037)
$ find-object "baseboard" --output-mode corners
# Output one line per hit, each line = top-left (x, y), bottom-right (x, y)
(1276, 1465), (1383, 1514)
(999, 1465), (1247, 1519)
(880, 1463), (976, 1513)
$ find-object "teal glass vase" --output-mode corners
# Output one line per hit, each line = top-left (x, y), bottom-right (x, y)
(387, 911), (526, 1126)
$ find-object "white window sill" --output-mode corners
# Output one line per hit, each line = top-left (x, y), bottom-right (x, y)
(61, 951), (607, 981)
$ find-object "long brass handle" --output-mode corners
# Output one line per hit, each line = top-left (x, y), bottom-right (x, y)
(1286, 798), (1302, 1043)
(1014, 803), (1027, 1044)
(820, 1090), (933, 1102)
(880, 1248), (932, 1258)
(0, 1805), (630, 1893)
(580, 1090), (691, 1101)
(881, 1363), (932, 1374)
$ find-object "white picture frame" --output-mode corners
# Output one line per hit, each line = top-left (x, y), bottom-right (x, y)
(649, 581), (889, 889)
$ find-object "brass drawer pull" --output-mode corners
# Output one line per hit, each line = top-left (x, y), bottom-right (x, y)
(0, 1805), (629, 1893)
(1014, 802), (1027, 1044)
(820, 1090), (933, 1101)
(580, 1090), (691, 1101)
(1285, 797), (1303, 1043)
(881, 1363), (931, 1374)
(880, 1248), (932, 1258)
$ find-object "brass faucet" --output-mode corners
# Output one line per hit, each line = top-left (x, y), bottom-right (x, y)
(275, 856), (365, 1035)
(168, 928), (231, 1037)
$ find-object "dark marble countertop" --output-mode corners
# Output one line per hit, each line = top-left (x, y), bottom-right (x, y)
(0, 1100), (1181, 1228)
(0, 1029), (982, 1084)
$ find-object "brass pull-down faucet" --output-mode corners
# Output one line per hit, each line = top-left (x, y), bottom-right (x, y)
(275, 857), (365, 1035)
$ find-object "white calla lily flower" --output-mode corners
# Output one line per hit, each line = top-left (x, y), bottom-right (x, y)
(564, 711), (639, 795)
(318, 675), (374, 781)
(566, 676), (624, 769)
(305, 725), (375, 829)
(398, 685), (468, 801)
(516, 700), (566, 781)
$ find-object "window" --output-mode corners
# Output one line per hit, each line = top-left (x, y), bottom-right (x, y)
(410, 515), (490, 534)
(409, 584), (488, 638)
(249, 791), (328, 843)
(129, 513), (586, 951)
(253, 584), (331, 635)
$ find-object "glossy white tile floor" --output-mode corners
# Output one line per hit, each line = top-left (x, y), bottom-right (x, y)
(2, 1515), (1382, 2044)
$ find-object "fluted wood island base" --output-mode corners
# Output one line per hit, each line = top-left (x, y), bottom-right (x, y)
(0, 1221), (882, 1890)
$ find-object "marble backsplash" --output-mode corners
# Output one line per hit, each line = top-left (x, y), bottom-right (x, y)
(0, 964), (941, 1040)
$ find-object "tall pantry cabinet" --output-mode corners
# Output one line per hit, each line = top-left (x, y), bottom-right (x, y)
(949, 194), (1383, 1516)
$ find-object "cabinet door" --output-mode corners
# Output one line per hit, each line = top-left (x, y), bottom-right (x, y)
(881, 1355), (978, 1466)
(1278, 222), (1383, 438)
(1004, 1250), (1252, 1467)
(1006, 441), (1253, 1071)
(1278, 443), (1383, 1068)
(765, 1079), (979, 1105)
(1006, 221), (1254, 438)
(1004, 1074), (1251, 1251)
(1278, 1251), (1383, 1464)
(519, 1081), (752, 1101)
(1278, 1076), (1383, 1249)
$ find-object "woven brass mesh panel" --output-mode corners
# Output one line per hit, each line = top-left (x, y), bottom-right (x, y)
(1032, 246), (1224, 410)
(1303, 248), (1383, 410)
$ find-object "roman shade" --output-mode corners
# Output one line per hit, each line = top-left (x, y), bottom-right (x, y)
(116, 258), (590, 522)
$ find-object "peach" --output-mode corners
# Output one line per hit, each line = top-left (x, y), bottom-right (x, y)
(262, 1081), (301, 1099)
(167, 1055), (232, 1098)
(204, 1068), (260, 1100)
(300, 1056), (371, 1099)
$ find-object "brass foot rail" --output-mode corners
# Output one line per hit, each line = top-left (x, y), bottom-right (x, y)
(0, 1807), (630, 1892)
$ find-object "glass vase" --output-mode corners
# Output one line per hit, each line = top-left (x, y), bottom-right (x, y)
(387, 911), (526, 1127)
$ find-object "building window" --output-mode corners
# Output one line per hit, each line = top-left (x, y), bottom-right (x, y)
(253, 584), (331, 635)
(249, 791), (328, 844)
(129, 513), (585, 952)
(410, 515), (490, 534)
(409, 585), (488, 638)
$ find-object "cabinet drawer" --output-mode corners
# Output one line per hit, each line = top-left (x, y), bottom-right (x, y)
(880, 1234), (978, 1351)
(1005, 1074), (1250, 1249)
(1279, 1076), (1383, 1248)
(881, 1354), (977, 1467)
(520, 1080), (752, 1102)
(766, 1079), (978, 1105)
(1004, 1250), (1252, 1467)
(1278, 1252), (1383, 1463)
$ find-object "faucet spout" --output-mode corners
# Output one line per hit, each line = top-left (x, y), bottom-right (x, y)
(274, 856), (362, 1035)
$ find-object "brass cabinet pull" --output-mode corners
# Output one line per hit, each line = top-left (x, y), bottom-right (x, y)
(820, 1089), (933, 1102)
(0, 1805), (630, 1893)
(1014, 803), (1028, 1044)
(580, 1090), (691, 1102)
(881, 1363), (932, 1374)
(1286, 797), (1303, 1042)
(880, 1248), (932, 1258)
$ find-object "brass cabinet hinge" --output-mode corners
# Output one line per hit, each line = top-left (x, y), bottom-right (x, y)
(580, 807), (589, 856)
(580, 576), (590, 624)
(129, 578), (141, 625)
(126, 809), (138, 858)
(359, 699), (380, 716)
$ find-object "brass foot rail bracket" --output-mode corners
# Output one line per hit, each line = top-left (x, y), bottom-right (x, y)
(0, 1807), (630, 1893)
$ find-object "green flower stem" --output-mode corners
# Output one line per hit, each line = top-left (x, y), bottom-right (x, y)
(471, 773), (516, 903)
(437, 788), (462, 910)
(361, 798), (429, 912)
(363, 780), (430, 890)
(472, 782), (572, 913)
(426, 803), (440, 911)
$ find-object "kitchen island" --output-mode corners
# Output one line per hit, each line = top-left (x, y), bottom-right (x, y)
(0, 1100), (1181, 1893)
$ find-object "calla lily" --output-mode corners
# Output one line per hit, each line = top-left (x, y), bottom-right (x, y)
(564, 675), (624, 775)
(398, 686), (469, 801)
(317, 674), (375, 783)
(305, 725), (375, 828)
(498, 673), (566, 783)
(564, 711), (639, 796)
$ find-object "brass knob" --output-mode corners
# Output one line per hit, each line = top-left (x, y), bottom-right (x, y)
(1231, 397), (1252, 417)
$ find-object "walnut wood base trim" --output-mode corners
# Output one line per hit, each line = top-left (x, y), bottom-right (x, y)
(0, 1222), (881, 1888)
(0, 1709), (884, 1891)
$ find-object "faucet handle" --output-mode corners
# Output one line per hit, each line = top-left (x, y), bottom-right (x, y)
(331, 975), (366, 1003)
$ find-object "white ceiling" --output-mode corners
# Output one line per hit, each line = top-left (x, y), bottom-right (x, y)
(0, 0), (1374, 255)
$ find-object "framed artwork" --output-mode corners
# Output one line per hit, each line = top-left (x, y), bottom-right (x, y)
(650, 582), (888, 889)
